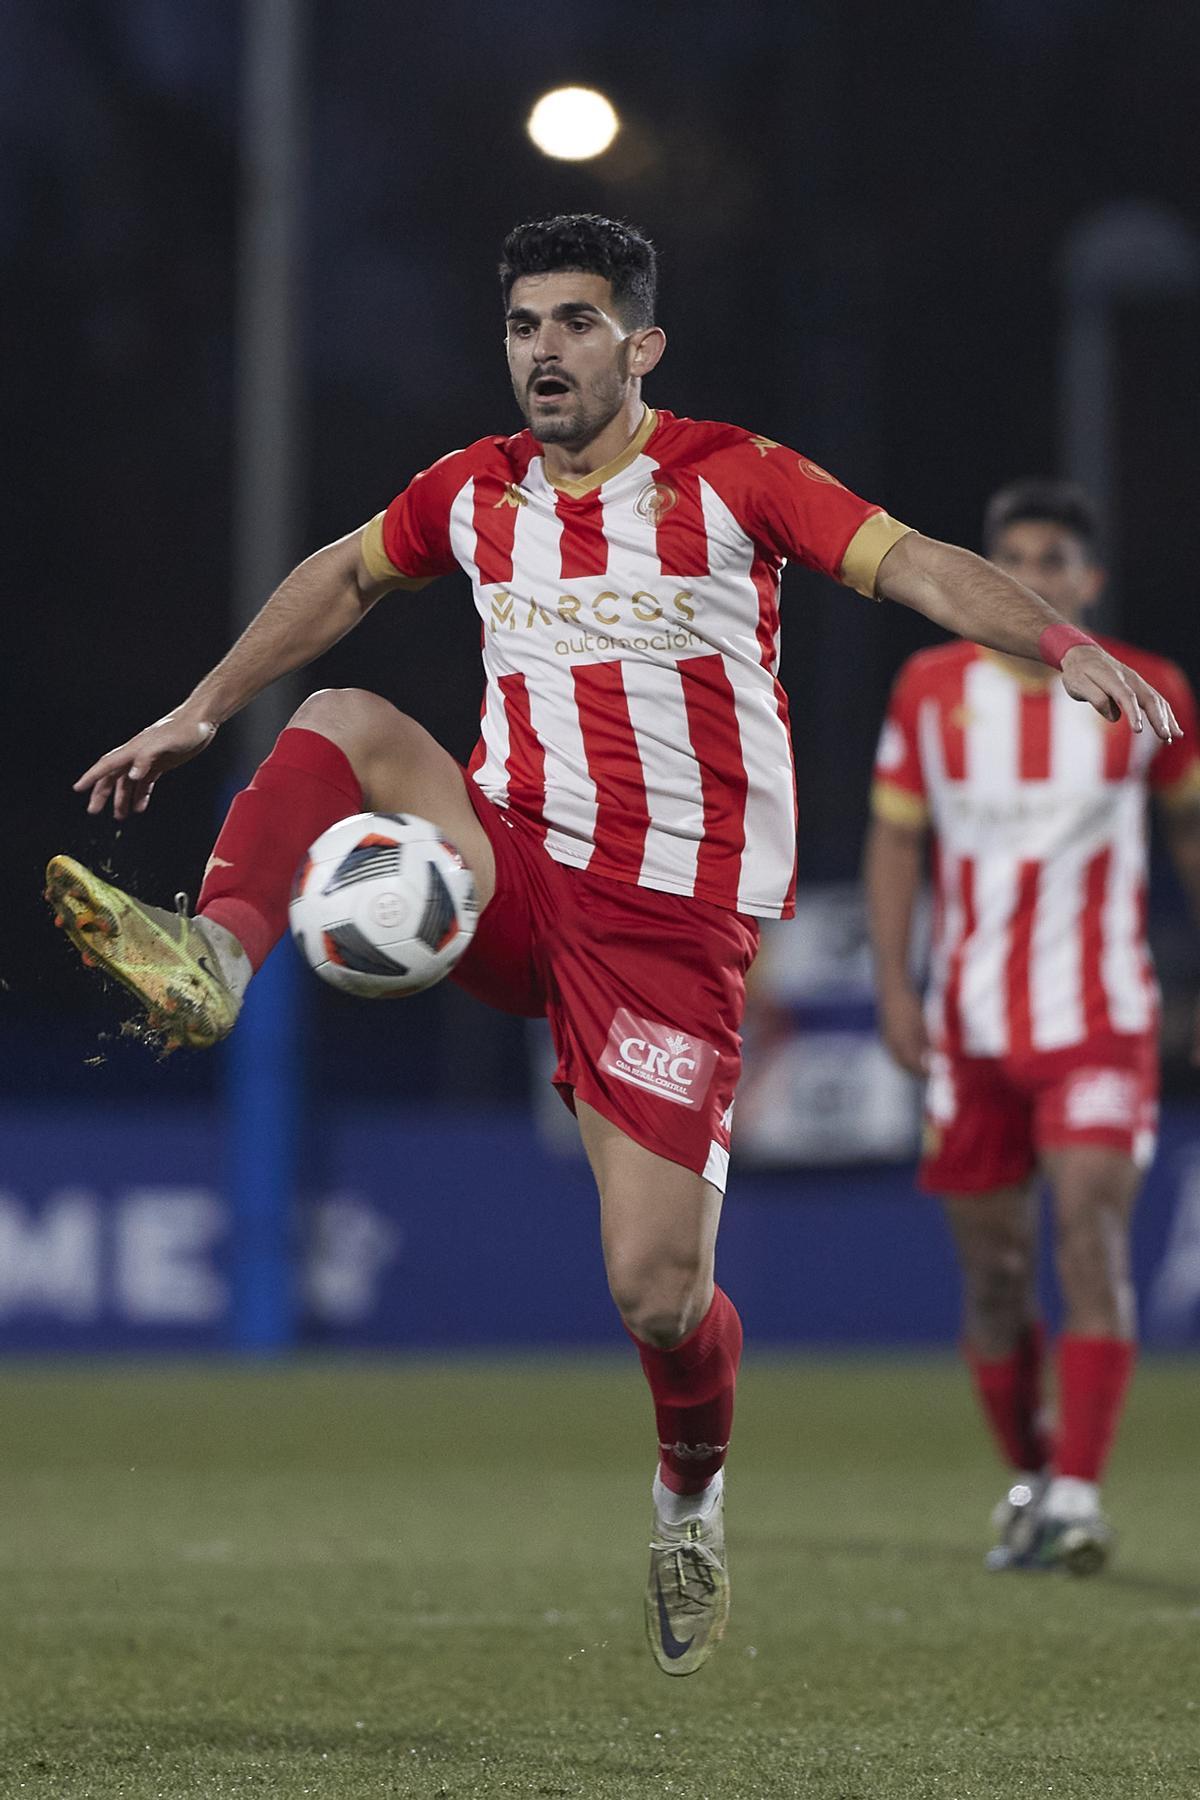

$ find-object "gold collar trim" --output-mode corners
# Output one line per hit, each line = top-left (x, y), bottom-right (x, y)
(545, 407), (658, 496)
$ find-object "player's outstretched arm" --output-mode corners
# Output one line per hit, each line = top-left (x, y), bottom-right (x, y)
(874, 532), (1182, 744)
(76, 527), (395, 818)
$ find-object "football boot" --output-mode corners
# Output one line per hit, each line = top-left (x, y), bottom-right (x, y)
(45, 855), (241, 1049)
(645, 1487), (730, 1676)
(984, 1472), (1048, 1572)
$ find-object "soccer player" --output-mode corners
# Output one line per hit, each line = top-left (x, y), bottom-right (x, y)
(48, 220), (1180, 1666)
(866, 479), (1200, 1573)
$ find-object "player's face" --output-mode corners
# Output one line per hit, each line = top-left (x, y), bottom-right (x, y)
(989, 520), (1104, 622)
(505, 272), (644, 448)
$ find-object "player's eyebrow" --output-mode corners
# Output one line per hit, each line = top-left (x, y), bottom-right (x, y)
(505, 301), (608, 325)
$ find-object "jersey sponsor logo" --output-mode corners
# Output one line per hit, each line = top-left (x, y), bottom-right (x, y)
(489, 587), (698, 631)
(634, 479), (678, 526)
(1062, 1067), (1140, 1132)
(600, 1009), (718, 1108)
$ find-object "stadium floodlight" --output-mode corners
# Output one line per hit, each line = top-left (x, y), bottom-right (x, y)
(527, 87), (619, 160)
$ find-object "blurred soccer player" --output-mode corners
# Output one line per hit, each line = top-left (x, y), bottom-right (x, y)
(48, 221), (1180, 1665)
(866, 480), (1200, 1573)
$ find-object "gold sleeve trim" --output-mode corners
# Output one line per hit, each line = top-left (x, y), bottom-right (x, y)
(840, 512), (913, 599)
(871, 780), (929, 828)
(360, 512), (435, 592)
(1156, 762), (1200, 812)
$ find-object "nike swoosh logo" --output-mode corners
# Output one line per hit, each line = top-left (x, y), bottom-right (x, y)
(654, 1570), (695, 1660)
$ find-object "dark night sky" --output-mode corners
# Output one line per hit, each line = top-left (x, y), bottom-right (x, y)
(4, 0), (1198, 1099)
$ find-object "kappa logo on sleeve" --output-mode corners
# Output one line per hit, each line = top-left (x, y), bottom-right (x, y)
(600, 1008), (718, 1108)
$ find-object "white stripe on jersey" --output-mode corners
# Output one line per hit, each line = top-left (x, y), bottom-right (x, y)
(1029, 845), (1086, 1051)
(960, 855), (1016, 1056)
(447, 477), (479, 580)
(619, 658), (704, 891)
(475, 673), (512, 806)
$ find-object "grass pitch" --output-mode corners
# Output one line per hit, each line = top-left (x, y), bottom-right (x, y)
(0, 1355), (1197, 1799)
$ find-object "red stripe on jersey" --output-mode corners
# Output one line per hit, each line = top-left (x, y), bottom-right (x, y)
(1103, 719), (1133, 781)
(555, 489), (608, 579)
(1019, 691), (1052, 780)
(749, 555), (781, 674)
(1005, 862), (1041, 1059)
(943, 857), (976, 1053)
(497, 672), (547, 838)
(471, 478), (521, 587)
(678, 654), (749, 910)
(571, 660), (651, 876)
(655, 470), (709, 577)
(1081, 848), (1114, 1036)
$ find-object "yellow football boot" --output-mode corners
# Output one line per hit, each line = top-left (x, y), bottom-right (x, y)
(45, 854), (241, 1049)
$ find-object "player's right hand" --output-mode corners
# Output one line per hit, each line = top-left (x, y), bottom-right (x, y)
(878, 984), (931, 1077)
(74, 710), (218, 820)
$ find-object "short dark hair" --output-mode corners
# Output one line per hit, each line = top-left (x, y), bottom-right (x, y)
(983, 478), (1101, 558)
(499, 214), (657, 328)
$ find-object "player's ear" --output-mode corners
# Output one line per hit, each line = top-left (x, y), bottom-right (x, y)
(628, 325), (666, 378)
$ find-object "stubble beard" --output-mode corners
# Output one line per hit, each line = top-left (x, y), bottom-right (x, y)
(516, 355), (631, 451)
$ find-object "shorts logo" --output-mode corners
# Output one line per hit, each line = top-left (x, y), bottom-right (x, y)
(601, 1008), (718, 1109)
(1063, 1068), (1138, 1131)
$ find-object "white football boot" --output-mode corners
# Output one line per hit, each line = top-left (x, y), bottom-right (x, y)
(644, 1474), (730, 1676)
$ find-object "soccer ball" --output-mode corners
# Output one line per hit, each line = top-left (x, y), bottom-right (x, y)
(289, 812), (478, 998)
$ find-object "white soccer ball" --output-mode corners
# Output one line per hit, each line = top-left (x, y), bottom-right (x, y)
(288, 812), (478, 998)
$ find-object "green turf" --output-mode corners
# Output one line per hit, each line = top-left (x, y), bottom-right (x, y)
(0, 1355), (1197, 1798)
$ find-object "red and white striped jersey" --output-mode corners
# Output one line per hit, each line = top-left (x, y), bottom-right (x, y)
(363, 408), (908, 919)
(872, 640), (1200, 1057)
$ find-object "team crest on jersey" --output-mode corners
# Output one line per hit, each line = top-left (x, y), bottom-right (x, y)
(600, 1008), (718, 1109)
(797, 456), (842, 487)
(493, 483), (528, 509)
(634, 479), (678, 527)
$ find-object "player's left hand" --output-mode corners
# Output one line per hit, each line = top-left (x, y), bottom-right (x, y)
(1060, 645), (1182, 742)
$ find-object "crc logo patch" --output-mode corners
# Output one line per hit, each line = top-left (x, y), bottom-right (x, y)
(600, 1008), (718, 1109)
(1063, 1068), (1139, 1132)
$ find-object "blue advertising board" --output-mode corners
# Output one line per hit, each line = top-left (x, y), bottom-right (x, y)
(1, 1103), (1199, 1351)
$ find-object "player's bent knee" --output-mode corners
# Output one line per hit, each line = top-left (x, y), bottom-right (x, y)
(608, 1263), (711, 1348)
(289, 686), (402, 750)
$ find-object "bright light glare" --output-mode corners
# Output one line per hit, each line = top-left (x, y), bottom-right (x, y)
(527, 87), (619, 161)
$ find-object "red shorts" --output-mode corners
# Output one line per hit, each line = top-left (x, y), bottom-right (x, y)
(449, 780), (759, 1190)
(919, 1035), (1159, 1194)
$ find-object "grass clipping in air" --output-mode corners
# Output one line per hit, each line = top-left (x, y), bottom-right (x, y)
(0, 1356), (1197, 1798)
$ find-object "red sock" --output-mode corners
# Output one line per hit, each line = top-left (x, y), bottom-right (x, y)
(197, 727), (363, 969)
(964, 1322), (1050, 1472)
(1054, 1334), (1135, 1482)
(631, 1286), (743, 1495)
